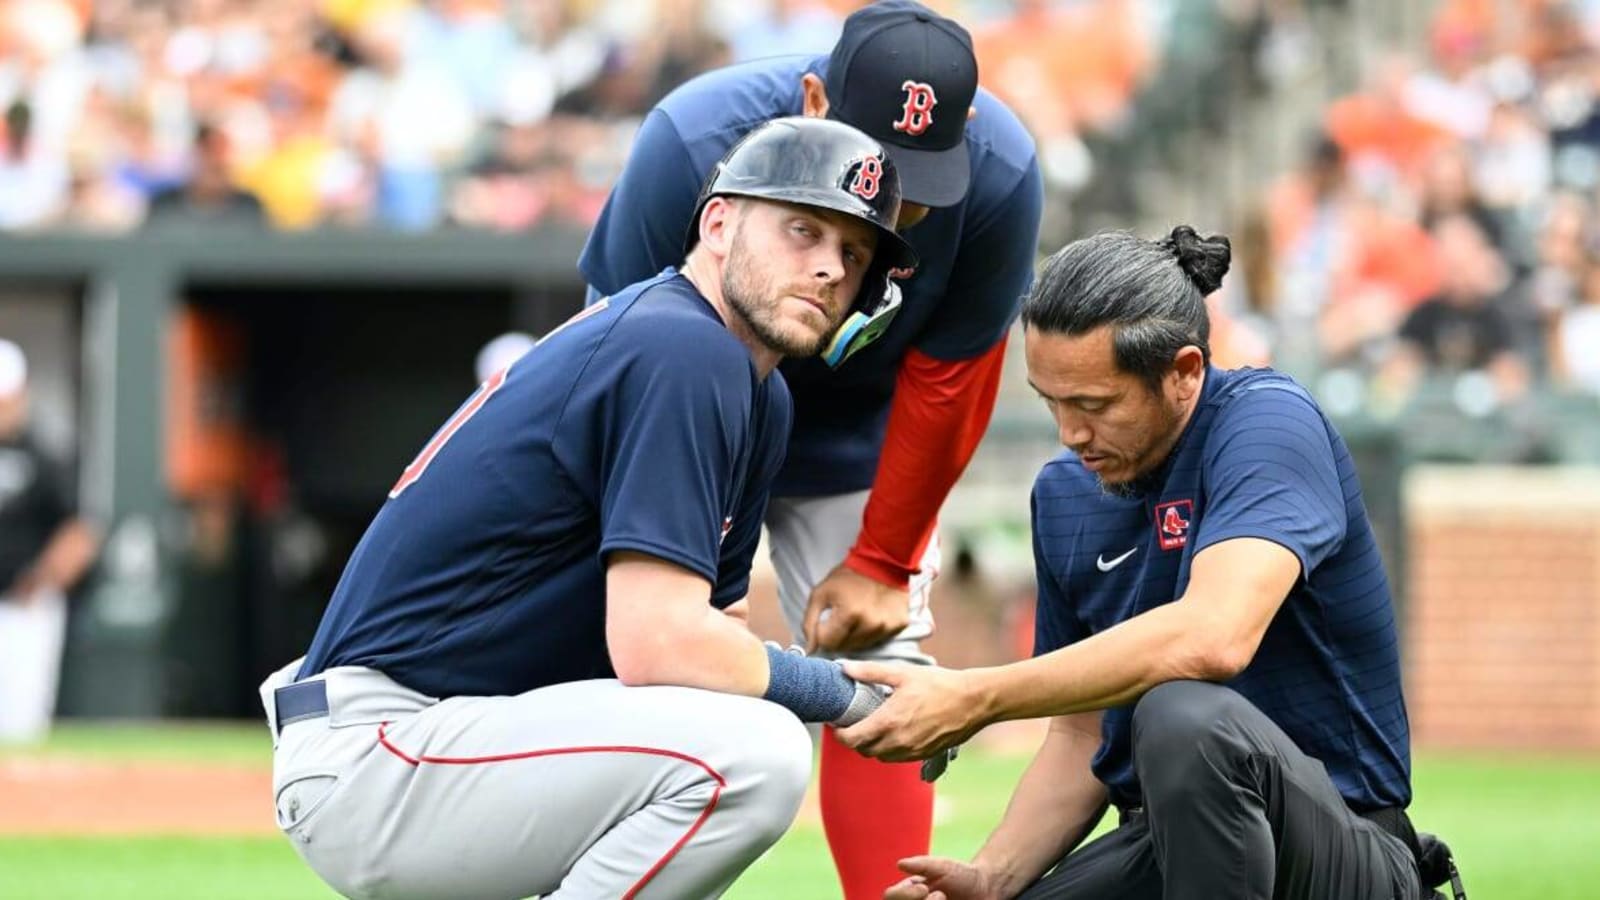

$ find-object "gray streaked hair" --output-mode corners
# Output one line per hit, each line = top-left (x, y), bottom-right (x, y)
(1021, 225), (1230, 389)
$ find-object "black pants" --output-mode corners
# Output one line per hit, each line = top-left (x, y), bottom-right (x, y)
(1018, 681), (1419, 900)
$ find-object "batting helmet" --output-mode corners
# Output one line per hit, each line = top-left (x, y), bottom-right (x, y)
(686, 116), (919, 366)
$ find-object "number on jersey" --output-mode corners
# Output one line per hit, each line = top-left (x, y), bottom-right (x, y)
(387, 299), (610, 499)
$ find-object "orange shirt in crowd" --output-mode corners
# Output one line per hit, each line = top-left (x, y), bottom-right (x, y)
(1267, 175), (1442, 311)
(1339, 208), (1442, 309)
(974, 0), (1150, 136)
(1324, 92), (1453, 178)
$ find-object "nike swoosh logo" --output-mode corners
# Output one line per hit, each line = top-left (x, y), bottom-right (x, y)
(1096, 547), (1138, 572)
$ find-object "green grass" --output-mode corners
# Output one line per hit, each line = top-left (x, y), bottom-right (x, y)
(0, 721), (274, 766)
(1405, 752), (1600, 900)
(0, 837), (335, 900)
(2, 724), (1597, 898)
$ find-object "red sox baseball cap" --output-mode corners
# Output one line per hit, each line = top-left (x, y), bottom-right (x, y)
(824, 0), (977, 208)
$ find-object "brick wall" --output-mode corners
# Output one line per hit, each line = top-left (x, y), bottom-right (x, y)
(1406, 466), (1600, 750)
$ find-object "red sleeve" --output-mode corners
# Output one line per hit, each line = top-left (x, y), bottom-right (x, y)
(844, 335), (1008, 588)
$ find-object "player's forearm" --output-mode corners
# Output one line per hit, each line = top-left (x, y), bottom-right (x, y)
(614, 606), (773, 696)
(14, 519), (100, 596)
(605, 551), (769, 695)
(971, 717), (1108, 898)
(35, 520), (99, 590)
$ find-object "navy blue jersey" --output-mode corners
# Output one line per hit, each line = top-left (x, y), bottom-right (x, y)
(1030, 367), (1411, 813)
(579, 55), (1042, 496)
(297, 271), (791, 699)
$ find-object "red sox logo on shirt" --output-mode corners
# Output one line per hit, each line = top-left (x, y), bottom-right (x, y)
(1155, 499), (1193, 551)
(719, 516), (734, 545)
(892, 80), (938, 136)
(849, 155), (883, 200)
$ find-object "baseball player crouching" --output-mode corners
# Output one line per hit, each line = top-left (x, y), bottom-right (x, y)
(260, 117), (913, 900)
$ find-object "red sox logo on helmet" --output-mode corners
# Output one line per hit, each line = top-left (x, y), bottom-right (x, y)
(849, 155), (883, 201)
(892, 81), (938, 136)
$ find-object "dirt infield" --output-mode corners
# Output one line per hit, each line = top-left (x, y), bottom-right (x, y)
(0, 719), (1046, 837)
(0, 758), (275, 836)
(0, 756), (821, 837)
(0, 757), (832, 837)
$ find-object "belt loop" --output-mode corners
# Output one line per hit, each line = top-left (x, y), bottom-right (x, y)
(274, 679), (331, 735)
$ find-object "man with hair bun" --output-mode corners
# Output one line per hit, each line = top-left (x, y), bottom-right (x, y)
(835, 226), (1435, 900)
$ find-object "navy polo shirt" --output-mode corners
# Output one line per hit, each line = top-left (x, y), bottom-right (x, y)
(297, 271), (791, 698)
(1030, 366), (1412, 813)
(579, 54), (1042, 496)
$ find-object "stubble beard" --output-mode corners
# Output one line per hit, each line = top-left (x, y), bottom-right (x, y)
(722, 229), (833, 358)
(1095, 395), (1185, 500)
(1100, 468), (1163, 501)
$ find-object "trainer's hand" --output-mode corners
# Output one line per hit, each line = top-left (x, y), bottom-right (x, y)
(803, 564), (910, 654)
(884, 856), (1009, 900)
(836, 661), (988, 762)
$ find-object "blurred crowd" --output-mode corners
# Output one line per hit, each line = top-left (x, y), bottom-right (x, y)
(1220, 0), (1600, 441)
(0, 0), (1158, 234)
(0, 0), (739, 232)
(21, 0), (1599, 423)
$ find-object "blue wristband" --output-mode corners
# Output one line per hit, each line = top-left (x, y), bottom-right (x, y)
(761, 644), (855, 723)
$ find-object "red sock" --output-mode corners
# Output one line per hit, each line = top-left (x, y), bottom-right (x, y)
(820, 724), (934, 900)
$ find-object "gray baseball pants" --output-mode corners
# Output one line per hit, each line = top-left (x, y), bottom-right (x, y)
(261, 660), (812, 899)
(765, 490), (939, 663)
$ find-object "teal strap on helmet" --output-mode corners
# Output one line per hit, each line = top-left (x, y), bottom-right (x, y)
(821, 280), (902, 368)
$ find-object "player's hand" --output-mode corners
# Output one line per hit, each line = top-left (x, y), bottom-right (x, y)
(5, 568), (44, 605)
(835, 661), (988, 762)
(883, 856), (1010, 900)
(803, 564), (910, 654)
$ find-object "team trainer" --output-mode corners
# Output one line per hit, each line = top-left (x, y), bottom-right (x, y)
(841, 227), (1427, 900)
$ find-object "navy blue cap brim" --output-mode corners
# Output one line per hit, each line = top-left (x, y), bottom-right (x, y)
(884, 138), (970, 208)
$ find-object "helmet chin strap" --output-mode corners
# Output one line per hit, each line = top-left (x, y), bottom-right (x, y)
(820, 279), (903, 368)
